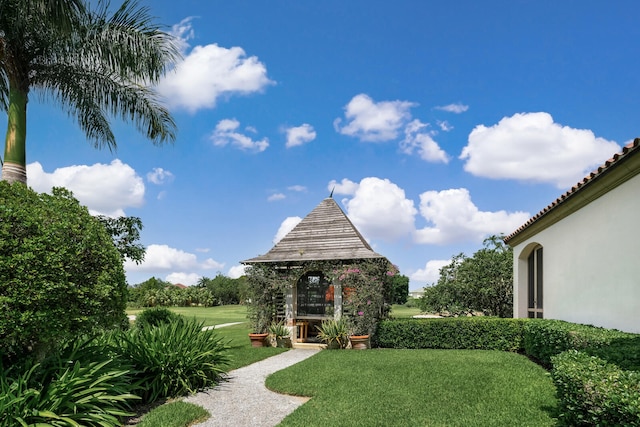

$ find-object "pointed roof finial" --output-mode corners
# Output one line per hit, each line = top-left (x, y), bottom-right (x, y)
(329, 186), (335, 198)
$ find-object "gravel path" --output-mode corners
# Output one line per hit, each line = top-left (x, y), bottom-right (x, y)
(185, 349), (320, 427)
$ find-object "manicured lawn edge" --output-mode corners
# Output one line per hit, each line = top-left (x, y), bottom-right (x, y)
(375, 317), (640, 425)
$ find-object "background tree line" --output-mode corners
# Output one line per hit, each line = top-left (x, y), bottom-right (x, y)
(128, 274), (249, 308)
(419, 236), (513, 317)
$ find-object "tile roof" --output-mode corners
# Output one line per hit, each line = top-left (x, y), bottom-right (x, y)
(504, 137), (640, 244)
(242, 197), (385, 264)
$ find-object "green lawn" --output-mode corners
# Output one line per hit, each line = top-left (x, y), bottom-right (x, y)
(266, 349), (558, 427)
(389, 303), (422, 318)
(127, 304), (248, 327)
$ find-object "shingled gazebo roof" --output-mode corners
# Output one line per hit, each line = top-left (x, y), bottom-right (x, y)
(242, 197), (385, 264)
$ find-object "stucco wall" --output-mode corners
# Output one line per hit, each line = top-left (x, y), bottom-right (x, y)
(513, 173), (640, 333)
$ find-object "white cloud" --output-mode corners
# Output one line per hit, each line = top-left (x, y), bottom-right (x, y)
(285, 124), (316, 148)
(411, 260), (451, 286)
(331, 177), (529, 247)
(414, 188), (530, 245)
(437, 120), (453, 132)
(460, 112), (621, 188)
(328, 178), (359, 196)
(165, 272), (201, 286)
(27, 160), (144, 217)
(287, 185), (307, 192)
(435, 103), (469, 113)
(228, 264), (247, 279)
(400, 119), (449, 163)
(274, 216), (302, 244)
(157, 19), (273, 112)
(342, 177), (417, 242)
(210, 119), (269, 152)
(268, 193), (286, 202)
(147, 167), (174, 185)
(334, 94), (415, 142)
(125, 244), (224, 271)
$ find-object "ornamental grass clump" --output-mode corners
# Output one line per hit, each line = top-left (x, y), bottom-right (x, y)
(316, 318), (349, 349)
(117, 317), (230, 403)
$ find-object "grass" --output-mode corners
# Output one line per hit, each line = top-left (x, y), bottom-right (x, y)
(266, 349), (558, 427)
(389, 303), (422, 318)
(137, 401), (209, 427)
(127, 304), (248, 327)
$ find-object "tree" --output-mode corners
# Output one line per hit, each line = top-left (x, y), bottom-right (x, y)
(0, 182), (128, 363)
(0, 0), (178, 184)
(97, 215), (145, 264)
(387, 273), (409, 305)
(199, 273), (247, 305)
(419, 236), (513, 317)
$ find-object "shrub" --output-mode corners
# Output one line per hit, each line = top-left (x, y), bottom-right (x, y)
(135, 307), (182, 331)
(523, 319), (634, 368)
(316, 318), (349, 349)
(374, 317), (526, 351)
(117, 318), (230, 402)
(0, 336), (138, 427)
(551, 350), (640, 426)
(0, 183), (128, 364)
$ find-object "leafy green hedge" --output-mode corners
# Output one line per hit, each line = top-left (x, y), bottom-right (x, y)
(551, 350), (640, 426)
(523, 319), (635, 368)
(374, 317), (526, 351)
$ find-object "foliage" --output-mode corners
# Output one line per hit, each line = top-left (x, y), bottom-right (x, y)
(0, 336), (138, 427)
(374, 318), (526, 351)
(266, 349), (558, 427)
(134, 307), (183, 331)
(115, 317), (230, 403)
(197, 273), (248, 305)
(551, 350), (640, 426)
(137, 401), (209, 427)
(97, 215), (145, 264)
(0, 183), (128, 364)
(268, 321), (291, 339)
(387, 273), (409, 304)
(335, 260), (396, 336)
(419, 235), (513, 317)
(315, 318), (349, 349)
(245, 263), (288, 333)
(0, 0), (178, 184)
(523, 319), (636, 368)
(129, 277), (216, 308)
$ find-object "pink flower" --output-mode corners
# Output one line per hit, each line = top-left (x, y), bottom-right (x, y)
(367, 300), (371, 305)
(358, 311), (364, 316)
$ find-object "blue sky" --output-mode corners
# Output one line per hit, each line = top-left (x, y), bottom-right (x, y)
(8, 1), (640, 290)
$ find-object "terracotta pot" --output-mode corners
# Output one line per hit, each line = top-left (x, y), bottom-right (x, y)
(349, 335), (370, 350)
(248, 333), (269, 348)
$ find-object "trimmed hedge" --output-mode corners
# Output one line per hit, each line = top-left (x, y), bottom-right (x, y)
(374, 317), (526, 351)
(523, 319), (634, 368)
(551, 350), (640, 426)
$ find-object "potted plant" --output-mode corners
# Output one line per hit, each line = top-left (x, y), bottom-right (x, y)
(316, 318), (349, 349)
(268, 321), (292, 348)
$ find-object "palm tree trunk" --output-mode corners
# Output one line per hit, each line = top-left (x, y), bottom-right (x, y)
(2, 88), (28, 184)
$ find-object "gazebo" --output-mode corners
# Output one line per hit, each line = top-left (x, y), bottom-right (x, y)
(242, 196), (393, 342)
